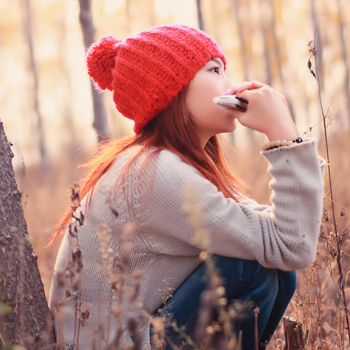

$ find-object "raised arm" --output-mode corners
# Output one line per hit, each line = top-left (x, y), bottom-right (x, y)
(140, 141), (324, 271)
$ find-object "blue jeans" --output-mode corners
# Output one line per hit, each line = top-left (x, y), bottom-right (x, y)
(152, 256), (297, 350)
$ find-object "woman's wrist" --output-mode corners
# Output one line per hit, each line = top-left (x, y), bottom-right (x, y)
(265, 123), (298, 142)
(262, 137), (303, 151)
(266, 131), (298, 143)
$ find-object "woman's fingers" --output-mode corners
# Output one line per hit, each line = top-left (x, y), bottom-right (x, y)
(232, 86), (298, 141)
(228, 81), (266, 95)
(227, 83), (298, 141)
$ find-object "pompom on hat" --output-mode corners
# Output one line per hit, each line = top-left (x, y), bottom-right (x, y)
(86, 25), (226, 133)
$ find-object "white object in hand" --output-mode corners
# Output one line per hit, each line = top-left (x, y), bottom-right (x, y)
(213, 95), (248, 111)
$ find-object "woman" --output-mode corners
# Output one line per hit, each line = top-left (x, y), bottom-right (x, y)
(49, 25), (324, 350)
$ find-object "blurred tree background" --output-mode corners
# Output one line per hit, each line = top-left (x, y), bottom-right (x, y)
(1, 0), (349, 307)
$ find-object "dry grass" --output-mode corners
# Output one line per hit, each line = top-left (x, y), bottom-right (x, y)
(237, 132), (350, 349)
(19, 131), (350, 349)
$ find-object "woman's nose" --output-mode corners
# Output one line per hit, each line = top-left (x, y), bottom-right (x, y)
(224, 77), (234, 93)
(224, 84), (234, 95)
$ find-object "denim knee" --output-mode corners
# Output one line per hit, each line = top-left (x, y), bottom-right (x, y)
(212, 256), (279, 302)
(277, 270), (297, 301)
(242, 260), (279, 301)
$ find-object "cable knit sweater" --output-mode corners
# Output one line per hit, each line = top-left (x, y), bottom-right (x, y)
(49, 139), (324, 349)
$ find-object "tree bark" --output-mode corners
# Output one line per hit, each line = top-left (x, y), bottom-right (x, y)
(78, 0), (110, 143)
(0, 120), (55, 349)
(283, 316), (304, 350)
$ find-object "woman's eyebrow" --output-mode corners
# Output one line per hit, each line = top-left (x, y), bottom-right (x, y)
(210, 58), (224, 68)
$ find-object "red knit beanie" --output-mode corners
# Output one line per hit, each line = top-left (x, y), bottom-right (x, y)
(86, 25), (226, 133)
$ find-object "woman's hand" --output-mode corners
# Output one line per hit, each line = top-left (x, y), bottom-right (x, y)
(226, 81), (298, 142)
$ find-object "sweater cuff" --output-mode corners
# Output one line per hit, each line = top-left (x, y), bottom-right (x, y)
(261, 137), (316, 157)
(261, 137), (326, 178)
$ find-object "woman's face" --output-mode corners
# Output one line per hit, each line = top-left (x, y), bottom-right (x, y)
(185, 58), (236, 147)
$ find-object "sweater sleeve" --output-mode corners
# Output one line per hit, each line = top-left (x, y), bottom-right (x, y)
(140, 139), (325, 271)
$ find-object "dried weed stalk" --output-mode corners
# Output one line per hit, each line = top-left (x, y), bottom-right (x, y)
(53, 184), (86, 349)
(304, 38), (350, 348)
(176, 187), (256, 350)
(51, 172), (284, 349)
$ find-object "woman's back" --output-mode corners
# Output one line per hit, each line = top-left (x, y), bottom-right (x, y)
(50, 141), (324, 349)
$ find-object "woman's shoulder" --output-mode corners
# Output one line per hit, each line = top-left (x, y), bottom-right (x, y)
(157, 149), (184, 164)
(155, 149), (201, 177)
(106, 146), (202, 186)
(117, 146), (181, 163)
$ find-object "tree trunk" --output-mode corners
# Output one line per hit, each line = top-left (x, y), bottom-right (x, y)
(232, 0), (251, 81)
(311, 0), (325, 138)
(231, 0), (255, 144)
(336, 0), (350, 128)
(58, 6), (79, 155)
(78, 0), (110, 142)
(196, 0), (205, 31)
(311, 0), (323, 91)
(22, 0), (48, 169)
(258, 0), (272, 86)
(266, 0), (296, 121)
(283, 316), (304, 350)
(0, 120), (55, 349)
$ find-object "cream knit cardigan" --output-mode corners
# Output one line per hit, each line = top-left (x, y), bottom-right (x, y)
(49, 139), (324, 349)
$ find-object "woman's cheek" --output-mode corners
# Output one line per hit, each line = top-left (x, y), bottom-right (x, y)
(193, 100), (219, 121)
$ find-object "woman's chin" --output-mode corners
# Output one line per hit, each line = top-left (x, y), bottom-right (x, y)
(222, 120), (237, 133)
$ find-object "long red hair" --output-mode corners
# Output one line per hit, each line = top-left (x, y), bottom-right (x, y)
(51, 89), (242, 243)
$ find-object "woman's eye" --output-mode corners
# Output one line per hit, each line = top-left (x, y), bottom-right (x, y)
(211, 67), (220, 74)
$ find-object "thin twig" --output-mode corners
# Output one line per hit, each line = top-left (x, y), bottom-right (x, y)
(310, 37), (350, 342)
(254, 307), (259, 350)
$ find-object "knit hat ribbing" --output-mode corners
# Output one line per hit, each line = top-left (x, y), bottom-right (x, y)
(86, 25), (226, 133)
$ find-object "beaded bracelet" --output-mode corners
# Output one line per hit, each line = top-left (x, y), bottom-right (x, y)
(262, 137), (303, 151)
